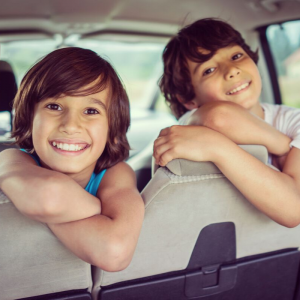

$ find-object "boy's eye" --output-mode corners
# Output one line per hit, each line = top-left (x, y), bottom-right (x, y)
(232, 53), (243, 60)
(46, 104), (62, 111)
(84, 108), (99, 115)
(203, 67), (215, 76)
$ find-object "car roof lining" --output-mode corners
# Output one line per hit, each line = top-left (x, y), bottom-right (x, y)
(1, 0), (300, 37)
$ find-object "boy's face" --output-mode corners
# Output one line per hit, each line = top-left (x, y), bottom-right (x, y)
(185, 45), (262, 115)
(32, 85), (109, 182)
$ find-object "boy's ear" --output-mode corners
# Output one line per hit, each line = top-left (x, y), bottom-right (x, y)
(177, 95), (199, 110)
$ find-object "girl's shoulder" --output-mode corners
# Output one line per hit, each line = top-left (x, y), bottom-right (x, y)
(85, 169), (107, 196)
(97, 162), (136, 192)
(20, 149), (40, 166)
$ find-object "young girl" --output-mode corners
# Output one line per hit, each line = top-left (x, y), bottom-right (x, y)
(0, 47), (144, 271)
(154, 18), (300, 228)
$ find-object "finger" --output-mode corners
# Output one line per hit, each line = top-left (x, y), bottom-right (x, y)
(153, 136), (168, 150)
(153, 141), (173, 165)
(159, 148), (179, 166)
(158, 126), (172, 137)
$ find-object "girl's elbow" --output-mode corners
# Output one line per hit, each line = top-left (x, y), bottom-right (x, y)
(278, 213), (300, 228)
(281, 218), (300, 228)
(93, 238), (134, 272)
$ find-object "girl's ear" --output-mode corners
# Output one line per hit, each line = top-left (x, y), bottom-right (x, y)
(177, 95), (199, 110)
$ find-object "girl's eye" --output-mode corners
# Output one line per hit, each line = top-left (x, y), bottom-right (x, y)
(85, 108), (99, 115)
(46, 104), (61, 110)
(232, 53), (243, 60)
(203, 67), (215, 76)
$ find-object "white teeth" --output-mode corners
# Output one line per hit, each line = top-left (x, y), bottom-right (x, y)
(69, 144), (76, 151)
(51, 142), (86, 152)
(228, 82), (249, 95)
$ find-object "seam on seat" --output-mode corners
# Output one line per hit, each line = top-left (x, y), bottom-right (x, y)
(161, 167), (225, 183)
(144, 168), (225, 209)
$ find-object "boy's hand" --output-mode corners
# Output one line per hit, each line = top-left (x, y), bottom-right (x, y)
(188, 101), (291, 156)
(153, 125), (229, 166)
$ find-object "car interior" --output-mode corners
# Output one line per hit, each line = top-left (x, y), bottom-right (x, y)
(1, 0), (300, 299)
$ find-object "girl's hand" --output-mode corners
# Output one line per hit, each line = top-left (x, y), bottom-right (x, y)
(153, 125), (229, 166)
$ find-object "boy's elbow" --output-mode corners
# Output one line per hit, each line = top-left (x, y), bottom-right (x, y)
(92, 237), (134, 272)
(199, 102), (234, 131)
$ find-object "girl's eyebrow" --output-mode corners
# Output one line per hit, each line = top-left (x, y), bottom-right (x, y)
(88, 97), (107, 111)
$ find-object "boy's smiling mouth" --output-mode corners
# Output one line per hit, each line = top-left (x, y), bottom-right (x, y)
(226, 81), (250, 95)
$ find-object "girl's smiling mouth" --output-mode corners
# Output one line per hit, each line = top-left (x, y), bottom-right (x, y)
(49, 140), (90, 154)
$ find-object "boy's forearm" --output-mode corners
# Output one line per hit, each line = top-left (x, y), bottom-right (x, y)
(188, 102), (291, 156)
(211, 141), (300, 227)
(0, 162), (101, 223)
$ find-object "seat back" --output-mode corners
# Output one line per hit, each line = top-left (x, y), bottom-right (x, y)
(93, 145), (300, 300)
(0, 191), (93, 300)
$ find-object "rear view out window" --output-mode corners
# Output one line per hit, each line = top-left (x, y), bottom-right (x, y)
(266, 20), (300, 107)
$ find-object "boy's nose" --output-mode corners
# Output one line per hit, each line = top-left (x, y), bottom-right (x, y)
(224, 65), (241, 80)
(59, 112), (82, 134)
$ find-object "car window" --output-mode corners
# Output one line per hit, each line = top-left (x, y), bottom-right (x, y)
(266, 20), (300, 108)
(1, 38), (166, 110)
(0, 38), (173, 139)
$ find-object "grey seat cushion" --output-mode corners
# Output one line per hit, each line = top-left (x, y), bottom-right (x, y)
(0, 191), (92, 300)
(92, 144), (300, 298)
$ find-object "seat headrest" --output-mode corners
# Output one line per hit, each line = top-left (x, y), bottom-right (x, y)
(0, 60), (14, 73)
(0, 60), (17, 114)
(165, 145), (268, 176)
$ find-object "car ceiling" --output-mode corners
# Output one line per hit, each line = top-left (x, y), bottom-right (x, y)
(0, 0), (300, 40)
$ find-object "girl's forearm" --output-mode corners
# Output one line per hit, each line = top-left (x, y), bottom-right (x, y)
(0, 162), (101, 223)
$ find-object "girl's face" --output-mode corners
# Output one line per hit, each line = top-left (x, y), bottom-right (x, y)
(186, 45), (263, 117)
(32, 87), (109, 186)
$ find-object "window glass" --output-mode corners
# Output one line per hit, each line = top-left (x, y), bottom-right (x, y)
(0, 38), (173, 146)
(0, 40), (59, 85)
(1, 39), (167, 110)
(75, 39), (166, 109)
(266, 20), (300, 107)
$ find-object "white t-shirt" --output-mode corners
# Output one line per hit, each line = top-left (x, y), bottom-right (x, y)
(178, 102), (300, 151)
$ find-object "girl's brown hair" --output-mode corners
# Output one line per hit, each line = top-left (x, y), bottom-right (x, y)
(12, 47), (130, 173)
(159, 18), (259, 119)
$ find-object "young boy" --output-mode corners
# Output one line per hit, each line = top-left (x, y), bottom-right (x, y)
(154, 18), (300, 228)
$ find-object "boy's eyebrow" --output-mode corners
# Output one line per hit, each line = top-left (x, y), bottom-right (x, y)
(88, 97), (107, 111)
(192, 62), (202, 75)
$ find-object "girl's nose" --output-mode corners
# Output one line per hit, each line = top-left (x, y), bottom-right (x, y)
(59, 112), (82, 135)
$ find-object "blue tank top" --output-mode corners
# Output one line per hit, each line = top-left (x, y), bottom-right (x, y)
(20, 149), (106, 196)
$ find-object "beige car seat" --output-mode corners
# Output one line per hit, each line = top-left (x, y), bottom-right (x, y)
(93, 145), (300, 300)
(0, 191), (93, 300)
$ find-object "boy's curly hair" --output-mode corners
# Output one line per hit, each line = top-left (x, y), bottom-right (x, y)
(159, 18), (259, 119)
(12, 47), (130, 173)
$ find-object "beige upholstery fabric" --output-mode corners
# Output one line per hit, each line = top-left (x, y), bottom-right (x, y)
(92, 144), (300, 298)
(0, 191), (92, 300)
(157, 145), (269, 176)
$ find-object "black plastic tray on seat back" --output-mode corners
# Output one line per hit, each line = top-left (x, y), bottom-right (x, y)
(99, 222), (300, 300)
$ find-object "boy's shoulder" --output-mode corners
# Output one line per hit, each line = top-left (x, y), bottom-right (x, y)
(178, 109), (197, 125)
(261, 102), (300, 132)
